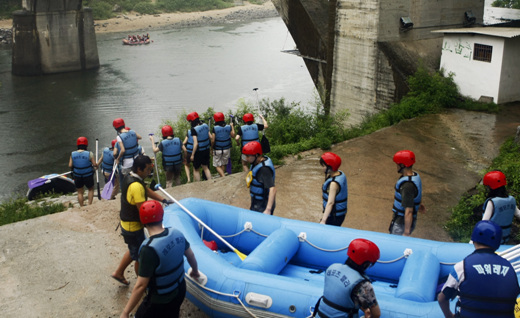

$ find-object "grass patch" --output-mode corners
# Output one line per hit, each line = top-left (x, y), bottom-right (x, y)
(0, 197), (66, 227)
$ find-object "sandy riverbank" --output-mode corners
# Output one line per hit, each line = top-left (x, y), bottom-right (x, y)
(0, 1), (278, 34)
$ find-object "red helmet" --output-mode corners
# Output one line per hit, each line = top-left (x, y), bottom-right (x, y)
(111, 139), (117, 148)
(483, 171), (507, 190)
(77, 136), (88, 147)
(139, 200), (164, 225)
(213, 112), (225, 122)
(320, 152), (341, 171)
(161, 125), (174, 137)
(242, 141), (262, 156)
(393, 150), (415, 167)
(243, 113), (254, 123)
(187, 112), (199, 122)
(347, 238), (380, 266)
(113, 118), (125, 130)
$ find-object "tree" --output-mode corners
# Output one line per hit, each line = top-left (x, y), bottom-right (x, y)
(491, 0), (520, 9)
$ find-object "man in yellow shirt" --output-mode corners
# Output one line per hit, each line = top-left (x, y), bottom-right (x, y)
(111, 155), (169, 285)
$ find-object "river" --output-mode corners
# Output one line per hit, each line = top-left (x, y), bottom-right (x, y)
(0, 17), (316, 201)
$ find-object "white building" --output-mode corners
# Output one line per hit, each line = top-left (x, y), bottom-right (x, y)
(433, 27), (520, 104)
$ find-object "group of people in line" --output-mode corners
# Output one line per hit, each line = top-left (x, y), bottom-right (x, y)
(67, 113), (520, 317)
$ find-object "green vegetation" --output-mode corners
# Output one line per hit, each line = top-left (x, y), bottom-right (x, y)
(81, 0), (235, 20)
(492, 0), (520, 9)
(0, 0), (21, 19)
(445, 138), (520, 244)
(0, 197), (66, 227)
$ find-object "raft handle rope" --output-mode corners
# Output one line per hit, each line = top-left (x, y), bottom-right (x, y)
(185, 272), (259, 318)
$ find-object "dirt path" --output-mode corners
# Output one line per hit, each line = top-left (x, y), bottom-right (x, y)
(1, 106), (520, 317)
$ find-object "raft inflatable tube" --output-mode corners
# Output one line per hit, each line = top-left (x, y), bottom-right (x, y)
(26, 173), (76, 200)
(163, 198), (520, 318)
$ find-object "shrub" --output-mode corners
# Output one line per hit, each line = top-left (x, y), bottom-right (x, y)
(84, 0), (114, 20)
(0, 197), (66, 226)
(133, 2), (157, 14)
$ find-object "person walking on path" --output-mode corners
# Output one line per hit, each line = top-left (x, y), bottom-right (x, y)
(480, 170), (520, 244)
(150, 125), (183, 187)
(111, 155), (171, 286)
(210, 112), (235, 177)
(69, 136), (98, 206)
(97, 139), (119, 199)
(120, 200), (200, 318)
(185, 112), (212, 182)
(313, 238), (381, 318)
(242, 141), (276, 214)
(388, 150), (425, 236)
(438, 220), (520, 318)
(320, 152), (348, 226)
(235, 113), (268, 172)
(113, 118), (142, 179)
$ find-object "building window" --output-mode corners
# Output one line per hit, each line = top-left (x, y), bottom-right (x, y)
(473, 44), (492, 62)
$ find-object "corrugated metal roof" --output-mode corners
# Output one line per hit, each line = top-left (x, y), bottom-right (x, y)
(432, 27), (520, 38)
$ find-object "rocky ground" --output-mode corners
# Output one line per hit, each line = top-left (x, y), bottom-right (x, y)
(1, 105), (520, 317)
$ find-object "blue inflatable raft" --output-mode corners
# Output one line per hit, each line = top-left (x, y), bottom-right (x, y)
(163, 198), (520, 318)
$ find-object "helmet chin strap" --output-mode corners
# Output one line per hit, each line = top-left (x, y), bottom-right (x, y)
(324, 166), (331, 180)
(398, 164), (405, 174)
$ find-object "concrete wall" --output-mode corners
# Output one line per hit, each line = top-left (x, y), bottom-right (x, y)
(499, 37), (520, 103)
(328, 0), (485, 124)
(439, 34), (503, 102)
(12, 3), (99, 76)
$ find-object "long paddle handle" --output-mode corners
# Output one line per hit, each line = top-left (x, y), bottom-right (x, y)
(156, 186), (247, 260)
(96, 139), (101, 200)
(149, 134), (160, 184)
(108, 162), (117, 183)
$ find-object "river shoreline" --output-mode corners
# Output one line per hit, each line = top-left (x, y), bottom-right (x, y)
(0, 1), (277, 44)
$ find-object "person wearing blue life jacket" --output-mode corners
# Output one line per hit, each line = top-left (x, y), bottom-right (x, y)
(120, 200), (200, 318)
(185, 112), (212, 182)
(112, 118), (142, 178)
(235, 113), (268, 172)
(481, 171), (520, 245)
(320, 152), (348, 226)
(242, 141), (276, 214)
(210, 112), (235, 177)
(438, 220), (520, 318)
(314, 239), (381, 318)
(389, 150), (425, 236)
(69, 137), (98, 206)
(96, 139), (120, 200)
(150, 125), (183, 187)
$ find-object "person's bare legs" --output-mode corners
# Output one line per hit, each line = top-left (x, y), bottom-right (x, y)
(165, 171), (173, 188)
(216, 166), (225, 177)
(184, 164), (191, 183)
(193, 169), (201, 182)
(77, 188), (84, 206)
(202, 165), (212, 180)
(111, 250), (132, 284)
(87, 187), (94, 205)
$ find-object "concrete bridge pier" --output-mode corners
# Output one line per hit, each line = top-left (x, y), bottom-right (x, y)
(12, 0), (99, 76)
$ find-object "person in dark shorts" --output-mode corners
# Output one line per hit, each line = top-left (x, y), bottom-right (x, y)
(69, 136), (97, 206)
(242, 141), (276, 214)
(186, 112), (212, 182)
(150, 125), (183, 187)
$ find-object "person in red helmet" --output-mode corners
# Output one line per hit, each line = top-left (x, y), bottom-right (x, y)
(183, 112), (212, 182)
(112, 118), (142, 180)
(480, 170), (520, 244)
(242, 141), (276, 214)
(235, 112), (268, 172)
(69, 137), (98, 206)
(150, 125), (183, 187)
(97, 139), (120, 199)
(210, 112), (235, 177)
(319, 152), (348, 226)
(314, 238), (381, 318)
(120, 200), (200, 318)
(389, 150), (425, 236)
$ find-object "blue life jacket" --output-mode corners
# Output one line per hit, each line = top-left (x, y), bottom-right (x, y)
(139, 228), (186, 295)
(250, 157), (275, 201)
(318, 263), (366, 318)
(102, 147), (115, 173)
(458, 249), (520, 317)
(484, 196), (517, 244)
(71, 151), (93, 177)
(392, 172), (422, 218)
(119, 130), (139, 159)
(194, 124), (210, 151)
(214, 125), (232, 150)
(240, 123), (259, 147)
(161, 137), (182, 166)
(185, 130), (194, 153)
(322, 171), (348, 217)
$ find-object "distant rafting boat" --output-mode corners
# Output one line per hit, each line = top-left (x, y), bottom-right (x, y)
(26, 172), (76, 200)
(163, 197), (520, 318)
(122, 35), (151, 45)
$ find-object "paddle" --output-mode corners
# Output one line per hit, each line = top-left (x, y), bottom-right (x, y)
(27, 171), (72, 189)
(156, 186), (247, 261)
(101, 162), (117, 200)
(96, 139), (101, 200)
(149, 134), (160, 186)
